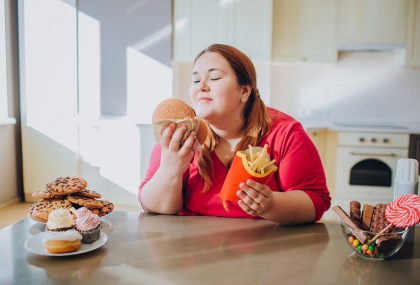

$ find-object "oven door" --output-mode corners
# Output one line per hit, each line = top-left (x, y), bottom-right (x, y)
(334, 147), (408, 206)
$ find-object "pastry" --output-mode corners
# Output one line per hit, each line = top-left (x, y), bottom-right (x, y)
(42, 230), (82, 254)
(75, 207), (101, 243)
(46, 177), (88, 196)
(46, 207), (75, 232)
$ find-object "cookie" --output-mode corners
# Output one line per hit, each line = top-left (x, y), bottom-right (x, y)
(86, 200), (113, 216)
(31, 190), (67, 199)
(46, 177), (87, 195)
(67, 196), (104, 209)
(30, 199), (73, 223)
(71, 189), (101, 199)
(98, 200), (114, 217)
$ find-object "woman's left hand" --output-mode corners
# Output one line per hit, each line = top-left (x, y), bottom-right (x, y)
(237, 179), (274, 216)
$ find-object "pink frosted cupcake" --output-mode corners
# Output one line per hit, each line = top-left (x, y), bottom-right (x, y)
(75, 207), (101, 243)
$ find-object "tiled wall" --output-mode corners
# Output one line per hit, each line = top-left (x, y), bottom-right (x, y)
(174, 51), (420, 124)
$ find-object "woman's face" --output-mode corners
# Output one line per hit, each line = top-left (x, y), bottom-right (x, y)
(190, 52), (250, 126)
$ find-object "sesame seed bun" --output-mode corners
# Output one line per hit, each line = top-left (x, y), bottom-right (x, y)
(152, 98), (195, 120)
(152, 98), (208, 145)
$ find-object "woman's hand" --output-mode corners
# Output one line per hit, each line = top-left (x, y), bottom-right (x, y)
(159, 123), (200, 178)
(236, 179), (274, 217)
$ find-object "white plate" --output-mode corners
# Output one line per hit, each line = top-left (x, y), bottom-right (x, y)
(25, 231), (107, 256)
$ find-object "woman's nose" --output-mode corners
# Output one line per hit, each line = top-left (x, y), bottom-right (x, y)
(198, 81), (209, 92)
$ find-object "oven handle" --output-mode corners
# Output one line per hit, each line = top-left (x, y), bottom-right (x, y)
(350, 152), (397, 157)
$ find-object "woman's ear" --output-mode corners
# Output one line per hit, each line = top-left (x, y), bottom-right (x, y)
(240, 85), (252, 103)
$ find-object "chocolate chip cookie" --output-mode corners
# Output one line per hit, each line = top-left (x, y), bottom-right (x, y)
(30, 199), (73, 223)
(31, 190), (67, 199)
(72, 189), (102, 199)
(67, 196), (104, 209)
(46, 177), (87, 195)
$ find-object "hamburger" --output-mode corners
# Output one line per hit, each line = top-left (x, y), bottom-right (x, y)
(152, 98), (208, 145)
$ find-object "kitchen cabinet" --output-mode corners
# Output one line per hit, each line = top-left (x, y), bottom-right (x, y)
(338, 0), (409, 45)
(272, 0), (338, 63)
(406, 0), (420, 65)
(306, 130), (337, 194)
(173, 0), (272, 62)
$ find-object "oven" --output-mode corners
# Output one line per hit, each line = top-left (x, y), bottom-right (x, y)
(334, 132), (409, 209)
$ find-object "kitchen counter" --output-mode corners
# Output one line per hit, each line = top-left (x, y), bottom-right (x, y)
(1, 211), (420, 284)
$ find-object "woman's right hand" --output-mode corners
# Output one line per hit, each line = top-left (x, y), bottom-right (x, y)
(159, 123), (200, 178)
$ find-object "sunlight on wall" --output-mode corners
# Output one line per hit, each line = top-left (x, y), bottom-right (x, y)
(78, 11), (100, 119)
(98, 118), (141, 196)
(126, 47), (172, 123)
(22, 0), (78, 152)
(0, 0), (8, 118)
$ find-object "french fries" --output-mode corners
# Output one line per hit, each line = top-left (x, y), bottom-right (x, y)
(246, 144), (276, 174)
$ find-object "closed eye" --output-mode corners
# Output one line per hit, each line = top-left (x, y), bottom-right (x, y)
(210, 78), (220, 81)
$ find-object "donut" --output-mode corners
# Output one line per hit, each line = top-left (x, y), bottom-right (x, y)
(42, 230), (82, 254)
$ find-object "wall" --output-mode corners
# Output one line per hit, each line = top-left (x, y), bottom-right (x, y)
(18, 0), (171, 208)
(0, 0), (21, 206)
(173, 51), (420, 124)
(272, 51), (420, 123)
(0, 124), (19, 204)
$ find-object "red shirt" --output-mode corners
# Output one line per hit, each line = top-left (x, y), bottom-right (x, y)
(139, 108), (331, 221)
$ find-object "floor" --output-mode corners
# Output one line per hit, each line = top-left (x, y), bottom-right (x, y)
(0, 201), (143, 230)
(0, 201), (33, 229)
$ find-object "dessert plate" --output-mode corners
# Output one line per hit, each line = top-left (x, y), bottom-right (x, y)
(25, 231), (107, 256)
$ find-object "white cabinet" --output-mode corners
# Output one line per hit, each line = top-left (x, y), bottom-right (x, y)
(338, 0), (409, 45)
(406, 0), (420, 65)
(272, 0), (338, 63)
(173, 0), (272, 62)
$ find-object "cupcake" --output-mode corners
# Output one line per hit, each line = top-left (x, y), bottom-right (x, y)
(46, 207), (75, 232)
(75, 207), (101, 243)
(42, 230), (82, 254)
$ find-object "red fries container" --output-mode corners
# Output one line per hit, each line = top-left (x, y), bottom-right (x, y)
(219, 146), (277, 202)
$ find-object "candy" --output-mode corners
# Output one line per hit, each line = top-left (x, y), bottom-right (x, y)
(385, 194), (420, 228)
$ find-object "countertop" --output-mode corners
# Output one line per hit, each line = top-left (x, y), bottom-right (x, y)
(1, 211), (420, 284)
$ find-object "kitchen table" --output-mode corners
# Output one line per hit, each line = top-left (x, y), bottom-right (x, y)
(1, 211), (420, 284)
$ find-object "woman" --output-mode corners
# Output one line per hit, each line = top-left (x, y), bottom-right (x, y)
(139, 44), (330, 225)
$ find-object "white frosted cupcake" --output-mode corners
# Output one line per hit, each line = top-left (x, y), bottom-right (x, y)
(46, 207), (75, 232)
(42, 230), (82, 253)
(75, 207), (101, 244)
